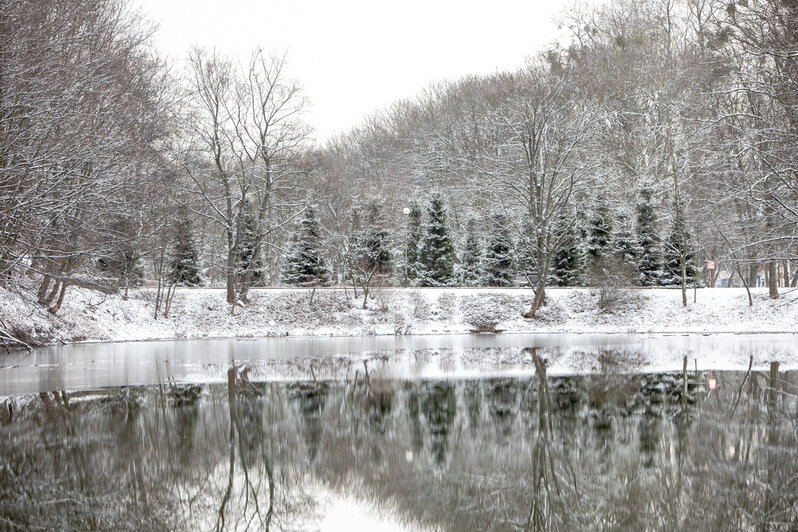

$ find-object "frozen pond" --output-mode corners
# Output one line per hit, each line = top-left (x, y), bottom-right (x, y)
(1, 334), (798, 530)
(2, 332), (798, 395)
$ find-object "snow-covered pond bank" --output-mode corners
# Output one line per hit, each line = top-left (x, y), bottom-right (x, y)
(3, 332), (797, 396)
(1, 285), (797, 348)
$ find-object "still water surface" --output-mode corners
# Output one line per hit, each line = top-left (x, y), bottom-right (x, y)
(2, 332), (797, 394)
(1, 335), (797, 530)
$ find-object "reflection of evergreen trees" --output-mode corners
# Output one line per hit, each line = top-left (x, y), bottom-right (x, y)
(488, 379), (519, 438)
(407, 381), (457, 465)
(422, 382), (457, 465)
(289, 382), (328, 462)
(464, 382), (483, 436)
(175, 402), (200, 470)
(3, 370), (798, 531)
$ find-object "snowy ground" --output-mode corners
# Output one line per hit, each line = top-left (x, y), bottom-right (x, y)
(1, 284), (796, 348)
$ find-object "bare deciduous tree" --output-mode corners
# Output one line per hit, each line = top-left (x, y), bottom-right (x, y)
(181, 48), (310, 307)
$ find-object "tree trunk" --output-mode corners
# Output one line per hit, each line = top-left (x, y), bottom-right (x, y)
(37, 275), (53, 305)
(361, 269), (376, 309)
(163, 282), (177, 318)
(739, 266), (753, 307)
(524, 281), (546, 319)
(768, 261), (779, 299)
(679, 251), (688, 307)
(154, 275), (162, 320)
(226, 249), (237, 305)
(783, 260), (790, 289)
(43, 280), (62, 307)
(748, 263), (759, 288)
(48, 283), (68, 314)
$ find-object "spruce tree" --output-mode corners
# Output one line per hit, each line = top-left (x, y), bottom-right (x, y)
(483, 214), (514, 286)
(515, 220), (538, 277)
(237, 207), (263, 287)
(458, 219), (483, 286)
(417, 194), (456, 286)
(405, 201), (423, 281)
(354, 201), (392, 275)
(552, 222), (583, 286)
(586, 199), (613, 267)
(282, 205), (330, 286)
(347, 201), (393, 307)
(662, 206), (697, 287)
(612, 209), (642, 281)
(636, 186), (662, 286)
(168, 217), (202, 286)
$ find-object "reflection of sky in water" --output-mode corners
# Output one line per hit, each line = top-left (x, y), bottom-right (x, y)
(320, 496), (432, 532)
(2, 332), (797, 395)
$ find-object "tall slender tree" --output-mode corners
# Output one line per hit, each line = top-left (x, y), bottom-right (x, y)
(636, 186), (662, 286)
(663, 203), (697, 287)
(458, 220), (483, 286)
(483, 214), (514, 287)
(586, 199), (614, 268)
(168, 217), (202, 287)
(405, 201), (423, 282)
(282, 206), (329, 286)
(348, 201), (392, 307)
(418, 195), (456, 287)
(551, 222), (584, 287)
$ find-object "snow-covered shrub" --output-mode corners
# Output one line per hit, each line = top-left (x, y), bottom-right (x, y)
(371, 285), (394, 313)
(587, 255), (636, 312)
(460, 294), (517, 332)
(436, 292), (457, 317)
(409, 291), (430, 320)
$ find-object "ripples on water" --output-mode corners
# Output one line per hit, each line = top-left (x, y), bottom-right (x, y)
(1, 353), (797, 531)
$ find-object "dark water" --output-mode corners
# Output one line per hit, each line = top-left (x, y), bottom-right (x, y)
(2, 359), (797, 531)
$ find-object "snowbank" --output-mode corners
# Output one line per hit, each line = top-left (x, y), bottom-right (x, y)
(0, 284), (796, 347)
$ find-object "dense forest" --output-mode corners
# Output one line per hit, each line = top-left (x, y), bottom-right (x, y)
(1, 0), (797, 317)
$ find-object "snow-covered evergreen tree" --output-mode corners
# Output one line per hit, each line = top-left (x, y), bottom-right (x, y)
(612, 209), (642, 283)
(236, 207), (264, 288)
(457, 219), (483, 286)
(417, 194), (456, 286)
(483, 214), (514, 286)
(282, 205), (330, 286)
(662, 204), (697, 287)
(636, 186), (662, 286)
(168, 217), (202, 286)
(353, 201), (392, 275)
(551, 222), (583, 286)
(515, 220), (538, 275)
(405, 201), (423, 281)
(345, 200), (393, 306)
(586, 199), (613, 267)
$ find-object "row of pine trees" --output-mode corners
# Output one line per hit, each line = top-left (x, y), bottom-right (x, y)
(165, 191), (699, 289)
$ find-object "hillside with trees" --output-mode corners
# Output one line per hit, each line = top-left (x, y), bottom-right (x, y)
(1, 0), (797, 344)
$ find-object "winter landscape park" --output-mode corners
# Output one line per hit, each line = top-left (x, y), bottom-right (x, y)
(2, 0), (798, 530)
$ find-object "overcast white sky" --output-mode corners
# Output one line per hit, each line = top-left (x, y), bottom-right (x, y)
(135, 0), (575, 144)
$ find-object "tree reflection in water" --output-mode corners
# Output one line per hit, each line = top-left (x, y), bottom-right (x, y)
(1, 353), (797, 531)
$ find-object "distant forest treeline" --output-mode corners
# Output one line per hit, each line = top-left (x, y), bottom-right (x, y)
(1, 0), (797, 317)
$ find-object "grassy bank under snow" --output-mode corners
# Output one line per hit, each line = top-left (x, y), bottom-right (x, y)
(0, 284), (796, 348)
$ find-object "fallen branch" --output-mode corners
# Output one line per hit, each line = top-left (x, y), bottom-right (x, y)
(0, 319), (32, 353)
